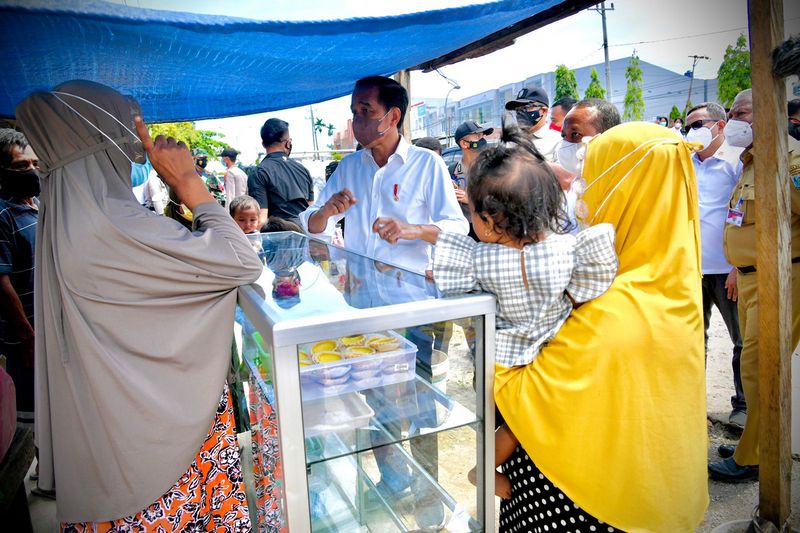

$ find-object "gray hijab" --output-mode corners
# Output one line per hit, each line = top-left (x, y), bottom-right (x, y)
(16, 80), (262, 522)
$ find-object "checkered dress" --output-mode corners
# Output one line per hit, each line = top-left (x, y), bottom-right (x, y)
(433, 224), (618, 367)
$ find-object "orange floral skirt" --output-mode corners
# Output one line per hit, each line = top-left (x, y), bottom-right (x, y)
(62, 385), (251, 532)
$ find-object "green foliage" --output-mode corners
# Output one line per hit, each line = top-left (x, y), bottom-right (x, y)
(717, 34), (751, 108)
(148, 121), (226, 155)
(583, 68), (606, 99)
(330, 151), (343, 161)
(554, 64), (580, 101)
(314, 118), (335, 137)
(669, 105), (682, 121)
(623, 52), (645, 121)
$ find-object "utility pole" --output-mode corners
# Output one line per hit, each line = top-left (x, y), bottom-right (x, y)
(590, 2), (614, 102)
(309, 105), (319, 160)
(684, 54), (709, 116)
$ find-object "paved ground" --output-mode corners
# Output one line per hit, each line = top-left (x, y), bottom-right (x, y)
(22, 308), (800, 531)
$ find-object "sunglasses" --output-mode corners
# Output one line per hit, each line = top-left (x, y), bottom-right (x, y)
(687, 119), (718, 130)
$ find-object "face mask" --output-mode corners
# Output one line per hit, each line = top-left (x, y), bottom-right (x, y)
(465, 138), (487, 151)
(353, 108), (393, 148)
(196, 158), (208, 169)
(789, 120), (800, 141)
(556, 140), (582, 174)
(673, 123), (683, 130)
(724, 119), (753, 148)
(0, 167), (41, 198)
(659, 121), (667, 127)
(685, 125), (718, 150)
(515, 108), (542, 128)
(50, 91), (145, 165)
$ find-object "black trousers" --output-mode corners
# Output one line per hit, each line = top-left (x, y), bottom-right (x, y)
(702, 273), (746, 411)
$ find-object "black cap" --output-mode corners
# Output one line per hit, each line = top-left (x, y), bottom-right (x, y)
(505, 86), (549, 110)
(454, 121), (494, 144)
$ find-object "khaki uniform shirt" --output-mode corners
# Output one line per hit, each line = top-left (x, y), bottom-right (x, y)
(723, 136), (800, 268)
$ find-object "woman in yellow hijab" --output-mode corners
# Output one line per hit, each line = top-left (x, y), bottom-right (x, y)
(495, 122), (708, 532)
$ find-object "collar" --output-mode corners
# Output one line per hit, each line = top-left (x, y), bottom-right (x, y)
(266, 152), (287, 160)
(362, 136), (410, 165)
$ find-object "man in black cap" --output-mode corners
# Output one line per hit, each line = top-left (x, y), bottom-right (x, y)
(505, 86), (561, 162)
(451, 121), (493, 239)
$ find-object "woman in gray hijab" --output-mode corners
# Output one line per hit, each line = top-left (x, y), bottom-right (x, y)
(16, 80), (263, 530)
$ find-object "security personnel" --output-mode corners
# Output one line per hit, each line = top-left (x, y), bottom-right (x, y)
(709, 88), (800, 482)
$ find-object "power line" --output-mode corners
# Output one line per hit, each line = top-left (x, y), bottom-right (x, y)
(609, 27), (746, 48)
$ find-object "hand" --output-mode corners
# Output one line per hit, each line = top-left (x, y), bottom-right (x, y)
(454, 188), (468, 204)
(372, 217), (419, 244)
(322, 188), (357, 218)
(134, 116), (213, 210)
(725, 268), (738, 301)
(548, 162), (576, 191)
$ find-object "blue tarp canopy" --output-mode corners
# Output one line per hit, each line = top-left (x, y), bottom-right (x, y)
(0, 0), (587, 121)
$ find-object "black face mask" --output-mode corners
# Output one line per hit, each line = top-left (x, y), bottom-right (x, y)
(789, 120), (800, 141)
(465, 138), (487, 151)
(196, 157), (208, 169)
(516, 108), (542, 128)
(0, 168), (41, 198)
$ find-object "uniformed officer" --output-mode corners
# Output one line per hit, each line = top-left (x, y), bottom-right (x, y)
(709, 88), (800, 482)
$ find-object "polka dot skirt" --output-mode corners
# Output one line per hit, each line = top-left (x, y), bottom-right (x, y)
(498, 447), (623, 533)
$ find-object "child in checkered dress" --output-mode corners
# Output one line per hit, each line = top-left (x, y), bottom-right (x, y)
(425, 124), (618, 498)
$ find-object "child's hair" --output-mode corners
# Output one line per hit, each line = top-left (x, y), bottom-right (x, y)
(468, 118), (572, 243)
(263, 216), (303, 233)
(228, 194), (260, 216)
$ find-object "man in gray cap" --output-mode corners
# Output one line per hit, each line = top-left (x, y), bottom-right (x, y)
(505, 86), (561, 161)
(452, 120), (493, 239)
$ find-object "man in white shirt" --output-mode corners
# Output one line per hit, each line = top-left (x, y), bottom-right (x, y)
(300, 76), (468, 275)
(221, 147), (248, 207)
(686, 101), (746, 427)
(504, 86), (561, 162)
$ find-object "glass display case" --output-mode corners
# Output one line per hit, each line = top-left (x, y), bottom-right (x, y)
(234, 232), (496, 532)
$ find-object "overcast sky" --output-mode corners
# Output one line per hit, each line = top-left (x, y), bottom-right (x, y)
(113, 0), (799, 163)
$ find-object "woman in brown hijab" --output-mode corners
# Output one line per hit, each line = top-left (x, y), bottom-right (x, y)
(16, 81), (263, 530)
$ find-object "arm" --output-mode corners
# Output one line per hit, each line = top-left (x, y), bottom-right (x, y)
(566, 223), (619, 303)
(248, 166), (270, 227)
(0, 275), (33, 367)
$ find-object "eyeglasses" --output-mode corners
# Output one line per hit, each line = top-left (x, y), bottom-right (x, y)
(687, 119), (717, 130)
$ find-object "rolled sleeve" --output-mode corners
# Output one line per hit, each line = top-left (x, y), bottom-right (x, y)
(433, 232), (480, 295)
(428, 158), (469, 235)
(298, 170), (342, 241)
(566, 223), (618, 303)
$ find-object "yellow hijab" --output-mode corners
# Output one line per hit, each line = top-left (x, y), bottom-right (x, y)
(495, 122), (708, 532)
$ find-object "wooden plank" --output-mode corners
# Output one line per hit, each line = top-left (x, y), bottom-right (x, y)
(749, 0), (792, 524)
(411, 0), (599, 72)
(394, 69), (412, 140)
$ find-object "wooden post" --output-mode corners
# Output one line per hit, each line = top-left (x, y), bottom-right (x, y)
(394, 69), (412, 141)
(749, 0), (791, 525)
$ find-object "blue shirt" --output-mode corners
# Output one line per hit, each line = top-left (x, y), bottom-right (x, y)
(0, 196), (38, 348)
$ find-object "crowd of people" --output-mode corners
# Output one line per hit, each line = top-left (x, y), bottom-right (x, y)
(0, 59), (798, 532)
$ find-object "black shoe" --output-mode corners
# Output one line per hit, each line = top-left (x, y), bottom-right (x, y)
(718, 444), (736, 459)
(708, 457), (758, 483)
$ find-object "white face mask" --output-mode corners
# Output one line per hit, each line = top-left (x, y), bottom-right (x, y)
(685, 125), (718, 150)
(673, 123), (683, 130)
(724, 119), (753, 148)
(556, 140), (582, 174)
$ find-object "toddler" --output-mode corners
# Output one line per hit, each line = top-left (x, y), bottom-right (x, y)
(229, 194), (260, 234)
(425, 123), (619, 499)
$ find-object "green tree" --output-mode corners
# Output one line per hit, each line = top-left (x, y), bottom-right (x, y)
(716, 34), (751, 108)
(583, 68), (606, 99)
(669, 105), (682, 121)
(623, 52), (645, 121)
(554, 64), (580, 101)
(148, 121), (226, 155)
(314, 118), (335, 137)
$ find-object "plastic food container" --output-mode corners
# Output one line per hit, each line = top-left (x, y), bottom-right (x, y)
(303, 392), (376, 438)
(299, 330), (417, 400)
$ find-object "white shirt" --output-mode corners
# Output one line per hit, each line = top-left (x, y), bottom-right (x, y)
(531, 126), (562, 162)
(224, 165), (248, 206)
(299, 137), (469, 273)
(693, 142), (744, 274)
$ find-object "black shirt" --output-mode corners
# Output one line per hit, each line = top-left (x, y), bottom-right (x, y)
(248, 152), (314, 225)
